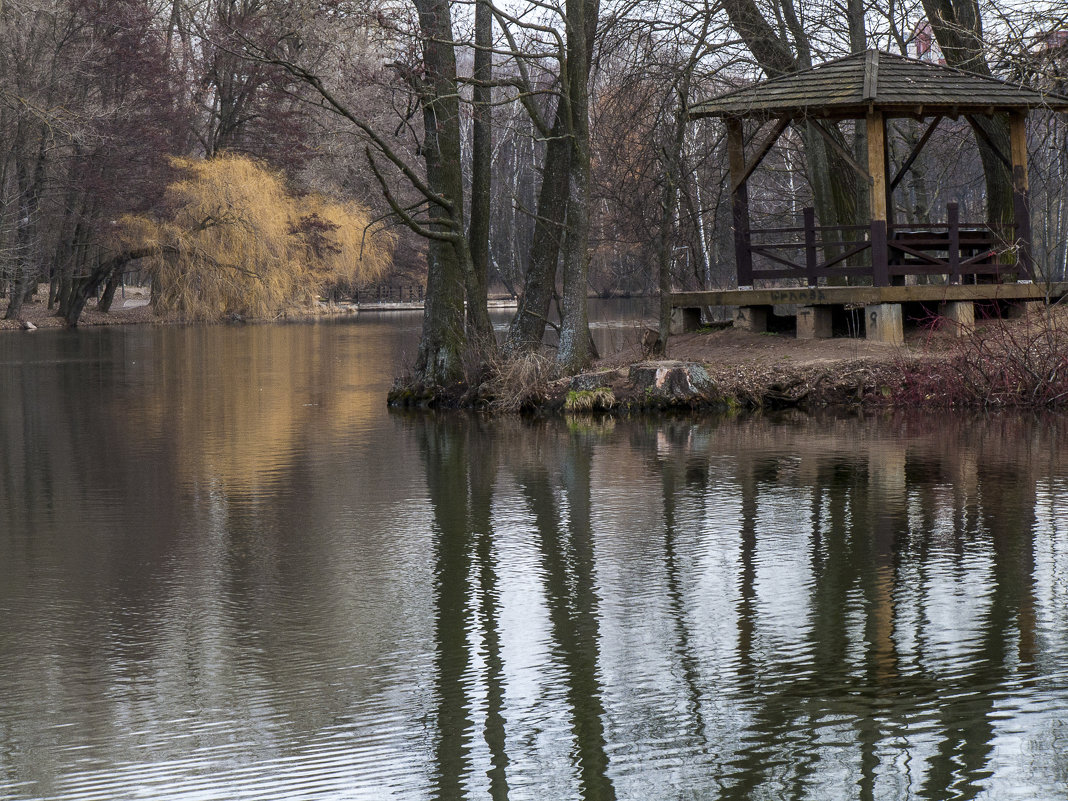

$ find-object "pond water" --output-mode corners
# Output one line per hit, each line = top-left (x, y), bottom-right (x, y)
(2, 312), (1068, 800)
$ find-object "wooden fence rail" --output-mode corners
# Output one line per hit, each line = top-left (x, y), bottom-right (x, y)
(744, 202), (1023, 287)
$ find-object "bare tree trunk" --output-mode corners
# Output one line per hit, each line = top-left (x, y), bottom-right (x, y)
(920, 0), (1013, 226)
(411, 0), (470, 385)
(64, 249), (152, 327)
(5, 142), (46, 320)
(848, 0), (869, 227)
(655, 94), (692, 356)
(98, 269), (122, 313)
(504, 0), (599, 358)
(721, 0), (860, 235)
(466, 0), (493, 346)
(655, 175), (675, 355)
(504, 109), (571, 354)
(557, 0), (596, 373)
(653, 13), (713, 353)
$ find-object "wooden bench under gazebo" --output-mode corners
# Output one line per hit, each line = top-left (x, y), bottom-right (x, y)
(673, 49), (1068, 342)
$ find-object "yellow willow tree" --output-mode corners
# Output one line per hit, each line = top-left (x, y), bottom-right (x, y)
(118, 154), (393, 321)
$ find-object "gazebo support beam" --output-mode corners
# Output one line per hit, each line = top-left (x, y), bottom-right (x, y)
(730, 116), (791, 192)
(867, 110), (889, 286)
(890, 116), (942, 192)
(726, 118), (754, 287)
(810, 119), (873, 185)
(1009, 111), (1033, 278)
(965, 115), (1012, 171)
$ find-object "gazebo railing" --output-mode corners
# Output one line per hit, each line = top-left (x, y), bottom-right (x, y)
(743, 203), (1026, 287)
(887, 204), (1022, 283)
(747, 207), (872, 286)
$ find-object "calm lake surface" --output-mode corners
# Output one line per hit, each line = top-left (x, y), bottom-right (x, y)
(2, 308), (1068, 800)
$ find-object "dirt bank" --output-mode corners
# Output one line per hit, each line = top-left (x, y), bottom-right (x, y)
(392, 309), (1068, 412)
(0, 287), (163, 331)
(7, 287), (1062, 412)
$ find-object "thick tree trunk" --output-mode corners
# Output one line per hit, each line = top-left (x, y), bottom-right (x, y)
(466, 0), (493, 347)
(5, 150), (44, 320)
(98, 269), (122, 313)
(4, 273), (31, 319)
(64, 277), (98, 326)
(418, 239), (468, 385)
(505, 129), (567, 352)
(920, 0), (1013, 226)
(64, 250), (151, 327)
(503, 108), (571, 354)
(412, 0), (470, 385)
(721, 0), (861, 234)
(556, 0), (595, 373)
(848, 0), (869, 227)
(970, 114), (1014, 225)
(504, 0), (599, 358)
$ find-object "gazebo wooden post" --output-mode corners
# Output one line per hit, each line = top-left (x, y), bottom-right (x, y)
(1009, 110), (1034, 279)
(726, 118), (754, 288)
(882, 116), (894, 228)
(866, 110), (890, 286)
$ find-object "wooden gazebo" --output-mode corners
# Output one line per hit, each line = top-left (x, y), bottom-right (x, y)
(675, 50), (1068, 340)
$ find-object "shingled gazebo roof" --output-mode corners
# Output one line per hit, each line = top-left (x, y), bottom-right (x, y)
(690, 49), (1068, 120)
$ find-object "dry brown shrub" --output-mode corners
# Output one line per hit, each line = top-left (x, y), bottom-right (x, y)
(897, 305), (1068, 407)
(118, 154), (394, 321)
(483, 351), (560, 413)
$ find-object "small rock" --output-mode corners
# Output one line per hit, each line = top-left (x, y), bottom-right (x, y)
(21, 321), (36, 331)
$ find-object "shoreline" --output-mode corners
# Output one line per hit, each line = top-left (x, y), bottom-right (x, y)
(0, 291), (383, 332)
(7, 290), (1066, 413)
(389, 309), (1068, 413)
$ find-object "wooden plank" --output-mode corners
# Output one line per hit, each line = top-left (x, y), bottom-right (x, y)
(863, 50), (879, 101)
(731, 116), (791, 192)
(866, 111), (888, 221)
(804, 207), (818, 287)
(815, 267), (872, 276)
(1010, 111), (1034, 279)
(965, 115), (1012, 170)
(948, 202), (961, 283)
(817, 241), (872, 271)
(888, 242), (949, 267)
(959, 250), (999, 267)
(890, 116), (942, 191)
(872, 220), (890, 286)
(1010, 112), (1029, 189)
(672, 282), (1068, 309)
(811, 119), (873, 185)
(749, 248), (804, 271)
(867, 109), (890, 285)
(883, 114), (894, 226)
(749, 239), (808, 248)
(748, 269), (811, 280)
(727, 118), (753, 286)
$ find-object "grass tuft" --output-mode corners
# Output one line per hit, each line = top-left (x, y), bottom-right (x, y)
(564, 387), (616, 412)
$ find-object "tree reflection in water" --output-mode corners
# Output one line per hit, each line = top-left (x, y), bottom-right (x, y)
(408, 411), (1065, 800)
(6, 334), (1067, 801)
